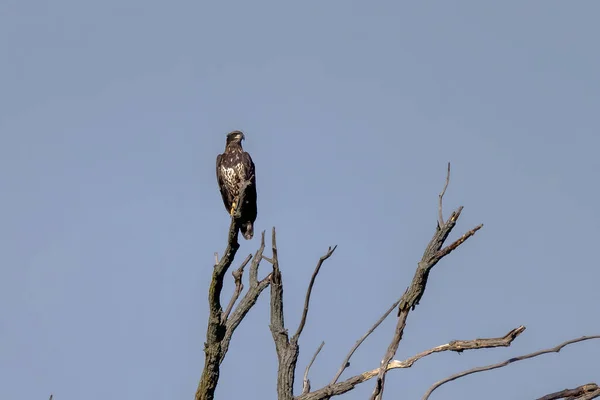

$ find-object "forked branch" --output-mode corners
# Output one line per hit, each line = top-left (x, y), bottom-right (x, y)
(370, 166), (483, 400)
(221, 231), (272, 362)
(265, 228), (338, 400)
(222, 253), (252, 323)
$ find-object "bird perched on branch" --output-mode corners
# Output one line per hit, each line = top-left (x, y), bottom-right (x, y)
(216, 130), (257, 240)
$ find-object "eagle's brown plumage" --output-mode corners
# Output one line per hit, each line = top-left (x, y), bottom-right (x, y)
(216, 130), (257, 240)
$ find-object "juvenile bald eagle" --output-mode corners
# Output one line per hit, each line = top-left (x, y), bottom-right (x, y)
(216, 130), (257, 240)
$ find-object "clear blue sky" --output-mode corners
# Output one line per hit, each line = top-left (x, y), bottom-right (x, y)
(1, 1), (599, 399)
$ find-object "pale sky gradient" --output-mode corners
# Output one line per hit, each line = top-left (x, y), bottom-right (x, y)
(1, 1), (599, 399)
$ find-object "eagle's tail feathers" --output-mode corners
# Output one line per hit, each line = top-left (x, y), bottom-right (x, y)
(241, 221), (254, 240)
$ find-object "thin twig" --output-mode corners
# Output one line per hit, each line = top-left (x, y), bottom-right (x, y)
(222, 254), (252, 323)
(537, 383), (600, 400)
(422, 335), (600, 400)
(296, 326), (525, 400)
(302, 341), (325, 395)
(438, 162), (450, 228)
(214, 252), (219, 264)
(331, 298), (401, 384)
(267, 229), (336, 400)
(292, 246), (337, 341)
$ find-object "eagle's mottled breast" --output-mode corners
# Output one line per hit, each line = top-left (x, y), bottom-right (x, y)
(219, 151), (247, 198)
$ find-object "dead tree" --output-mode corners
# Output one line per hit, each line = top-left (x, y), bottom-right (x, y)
(195, 165), (599, 400)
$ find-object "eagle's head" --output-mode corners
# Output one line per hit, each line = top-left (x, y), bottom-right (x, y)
(226, 130), (245, 146)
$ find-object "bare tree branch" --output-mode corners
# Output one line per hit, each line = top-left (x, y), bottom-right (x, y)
(302, 341), (325, 395)
(370, 166), (483, 400)
(397, 325), (525, 367)
(221, 231), (271, 362)
(296, 326), (524, 400)
(423, 335), (600, 400)
(221, 276), (271, 362)
(222, 254), (252, 323)
(266, 227), (297, 400)
(438, 162), (450, 228)
(330, 298), (401, 385)
(292, 246), (337, 341)
(195, 180), (256, 400)
(537, 383), (600, 400)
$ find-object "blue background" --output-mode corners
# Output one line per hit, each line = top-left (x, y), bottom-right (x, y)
(1, 1), (599, 399)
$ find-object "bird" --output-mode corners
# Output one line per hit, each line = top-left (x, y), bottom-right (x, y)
(216, 130), (257, 240)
